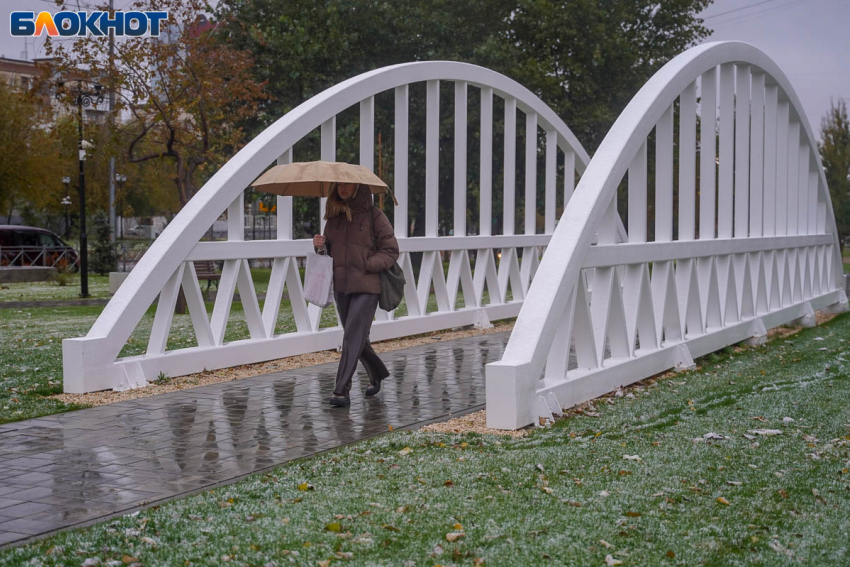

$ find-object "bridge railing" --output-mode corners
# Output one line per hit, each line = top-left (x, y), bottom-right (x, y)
(486, 42), (848, 430)
(63, 62), (593, 393)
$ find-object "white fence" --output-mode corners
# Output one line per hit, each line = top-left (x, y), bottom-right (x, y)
(63, 62), (592, 393)
(485, 42), (849, 430)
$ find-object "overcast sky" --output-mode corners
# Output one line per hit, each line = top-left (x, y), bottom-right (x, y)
(1, 0), (848, 136)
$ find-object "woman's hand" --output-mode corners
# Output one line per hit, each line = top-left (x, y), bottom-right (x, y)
(312, 235), (326, 250)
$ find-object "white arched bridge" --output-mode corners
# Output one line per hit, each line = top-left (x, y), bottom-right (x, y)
(64, 42), (847, 431)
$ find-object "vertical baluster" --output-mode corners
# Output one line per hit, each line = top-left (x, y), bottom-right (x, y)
(656, 105), (674, 242)
(563, 147), (575, 208)
(628, 141), (647, 243)
(718, 63), (734, 239)
(807, 168), (818, 235)
(679, 82), (696, 241)
(787, 121), (800, 235)
(480, 87), (493, 237)
(426, 80), (439, 237)
(749, 74), (765, 237)
(454, 81), (468, 237)
(544, 130), (557, 234)
(276, 148), (293, 240)
(797, 146), (809, 235)
(763, 85), (778, 236)
(395, 85), (409, 238)
(360, 98), (374, 172)
(525, 111), (537, 235)
(775, 100), (789, 236)
(320, 117), (336, 234)
(699, 67), (717, 240)
(503, 97), (516, 236)
(734, 65), (750, 238)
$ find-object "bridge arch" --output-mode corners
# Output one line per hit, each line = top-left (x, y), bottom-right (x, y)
(486, 41), (848, 430)
(63, 62), (593, 393)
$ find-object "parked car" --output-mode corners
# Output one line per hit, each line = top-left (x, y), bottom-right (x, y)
(0, 225), (79, 271)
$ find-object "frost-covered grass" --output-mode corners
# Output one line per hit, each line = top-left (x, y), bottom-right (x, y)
(2, 315), (849, 566)
(0, 275), (113, 302)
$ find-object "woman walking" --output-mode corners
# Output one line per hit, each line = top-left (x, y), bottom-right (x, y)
(313, 182), (399, 407)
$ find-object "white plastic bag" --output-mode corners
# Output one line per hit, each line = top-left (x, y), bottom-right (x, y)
(304, 252), (334, 308)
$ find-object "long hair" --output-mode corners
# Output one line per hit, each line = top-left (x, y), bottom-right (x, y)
(323, 183), (358, 222)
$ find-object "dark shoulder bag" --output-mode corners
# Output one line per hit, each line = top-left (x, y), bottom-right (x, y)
(368, 205), (405, 311)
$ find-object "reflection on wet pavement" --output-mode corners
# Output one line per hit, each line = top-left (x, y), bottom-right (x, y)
(0, 331), (509, 547)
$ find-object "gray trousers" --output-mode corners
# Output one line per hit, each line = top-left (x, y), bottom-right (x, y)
(332, 292), (390, 396)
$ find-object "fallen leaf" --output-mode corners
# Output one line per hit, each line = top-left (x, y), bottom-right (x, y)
(444, 480), (454, 487)
(778, 489), (789, 499)
(382, 524), (400, 532)
(749, 429), (782, 436)
(396, 506), (409, 513)
(600, 539), (613, 548)
(318, 560), (331, 567)
(605, 554), (623, 566)
(743, 434), (756, 440)
(398, 447), (412, 456)
(336, 551), (353, 559)
(599, 490), (610, 497)
(325, 522), (342, 533)
(537, 464), (545, 472)
(446, 532), (465, 542)
(703, 432), (727, 440)
(782, 417), (795, 424)
(298, 483), (315, 491)
(625, 511), (641, 517)
(717, 497), (730, 505)
(666, 550), (675, 558)
(122, 556), (139, 565)
(541, 487), (554, 494)
(623, 455), (642, 461)
(726, 481), (742, 486)
(453, 523), (463, 530)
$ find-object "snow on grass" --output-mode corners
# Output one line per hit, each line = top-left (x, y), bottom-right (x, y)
(0, 314), (848, 566)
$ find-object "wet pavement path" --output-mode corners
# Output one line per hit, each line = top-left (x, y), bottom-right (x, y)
(0, 331), (509, 548)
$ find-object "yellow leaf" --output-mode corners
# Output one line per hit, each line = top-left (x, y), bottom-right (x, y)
(717, 497), (730, 505)
(325, 522), (342, 533)
(298, 483), (315, 491)
(452, 523), (462, 530)
(388, 425), (393, 431)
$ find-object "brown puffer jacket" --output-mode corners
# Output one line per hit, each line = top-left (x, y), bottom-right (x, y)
(320, 186), (399, 295)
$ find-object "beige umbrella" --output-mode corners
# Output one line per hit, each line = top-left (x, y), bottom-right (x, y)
(251, 160), (398, 205)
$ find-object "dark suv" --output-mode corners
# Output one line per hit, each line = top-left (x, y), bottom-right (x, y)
(0, 226), (79, 271)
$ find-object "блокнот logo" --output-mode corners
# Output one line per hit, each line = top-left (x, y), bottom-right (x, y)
(11, 11), (168, 37)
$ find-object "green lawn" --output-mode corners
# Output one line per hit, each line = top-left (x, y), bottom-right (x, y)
(1, 314), (848, 565)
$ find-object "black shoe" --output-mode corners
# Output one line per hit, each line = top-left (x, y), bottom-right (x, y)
(328, 395), (350, 407)
(365, 380), (381, 397)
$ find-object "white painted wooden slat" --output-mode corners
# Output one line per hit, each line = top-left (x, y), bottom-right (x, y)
(426, 80), (439, 237)
(147, 263), (186, 355)
(749, 74), (765, 237)
(762, 85), (778, 237)
(734, 65), (750, 238)
(787, 121), (800, 236)
(563, 147), (575, 209)
(545, 130), (557, 233)
(276, 148), (293, 240)
(504, 97), (517, 236)
(718, 63), (734, 239)
(775, 101), (789, 235)
(699, 68), (717, 240)
(454, 81), (468, 237)
(678, 82), (696, 241)
(320, 117), (336, 234)
(628, 141), (647, 243)
(655, 105), (673, 242)
(525, 111), (537, 235)
(797, 146), (809, 235)
(181, 262), (213, 347)
(395, 85), (409, 238)
(236, 258), (265, 339)
(807, 170), (818, 235)
(262, 257), (288, 337)
(480, 87), (493, 237)
(210, 259), (240, 345)
(228, 193), (244, 241)
(544, 288), (575, 379)
(360, 98), (373, 171)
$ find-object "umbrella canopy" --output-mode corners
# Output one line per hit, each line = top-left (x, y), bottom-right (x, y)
(251, 160), (397, 205)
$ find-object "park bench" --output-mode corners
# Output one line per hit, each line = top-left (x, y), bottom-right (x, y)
(193, 260), (220, 297)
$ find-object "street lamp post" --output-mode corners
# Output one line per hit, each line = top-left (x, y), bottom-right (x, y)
(55, 81), (103, 298)
(61, 176), (72, 238)
(115, 173), (126, 240)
